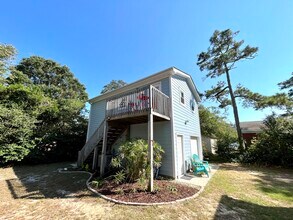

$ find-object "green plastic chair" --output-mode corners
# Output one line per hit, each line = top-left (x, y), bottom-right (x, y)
(192, 161), (209, 177)
(192, 154), (211, 172)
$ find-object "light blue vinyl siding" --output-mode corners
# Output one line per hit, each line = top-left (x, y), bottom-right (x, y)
(87, 100), (106, 140)
(130, 121), (173, 177)
(171, 75), (202, 177)
(160, 78), (170, 96)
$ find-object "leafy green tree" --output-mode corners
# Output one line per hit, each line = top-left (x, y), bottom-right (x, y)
(101, 80), (127, 94)
(0, 67), (57, 164)
(0, 44), (88, 164)
(0, 44), (16, 83)
(199, 105), (237, 160)
(15, 56), (87, 100)
(232, 84), (292, 113)
(0, 104), (36, 163)
(279, 73), (293, 97)
(0, 44), (39, 164)
(13, 56), (88, 163)
(199, 105), (236, 138)
(1, 70), (50, 117)
(197, 29), (258, 152)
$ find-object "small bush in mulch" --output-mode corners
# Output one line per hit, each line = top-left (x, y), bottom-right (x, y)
(90, 179), (199, 203)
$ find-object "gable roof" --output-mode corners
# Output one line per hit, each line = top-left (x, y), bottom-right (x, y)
(89, 67), (201, 104)
(240, 121), (264, 133)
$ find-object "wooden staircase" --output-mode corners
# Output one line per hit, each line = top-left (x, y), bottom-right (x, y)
(77, 119), (127, 170)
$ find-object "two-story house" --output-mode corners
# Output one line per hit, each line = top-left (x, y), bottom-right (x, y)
(77, 67), (202, 180)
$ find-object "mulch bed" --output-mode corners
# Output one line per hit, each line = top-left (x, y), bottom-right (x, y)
(90, 180), (199, 203)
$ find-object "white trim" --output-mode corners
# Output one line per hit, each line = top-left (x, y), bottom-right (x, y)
(179, 90), (185, 106)
(176, 134), (185, 179)
(169, 76), (176, 179)
(194, 107), (203, 160)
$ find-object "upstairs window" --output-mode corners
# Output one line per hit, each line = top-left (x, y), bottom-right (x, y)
(191, 100), (195, 112)
(180, 91), (185, 105)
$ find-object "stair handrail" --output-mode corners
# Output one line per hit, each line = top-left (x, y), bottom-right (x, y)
(77, 119), (106, 166)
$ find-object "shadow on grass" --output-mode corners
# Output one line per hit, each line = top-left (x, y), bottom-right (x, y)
(253, 174), (293, 202)
(6, 162), (94, 199)
(220, 163), (293, 202)
(214, 195), (293, 220)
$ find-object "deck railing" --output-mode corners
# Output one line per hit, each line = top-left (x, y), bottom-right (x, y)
(151, 86), (170, 117)
(106, 85), (170, 119)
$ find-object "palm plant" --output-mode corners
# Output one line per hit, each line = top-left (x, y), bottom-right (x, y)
(111, 139), (164, 183)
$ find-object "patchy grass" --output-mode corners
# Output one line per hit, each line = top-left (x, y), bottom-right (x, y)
(0, 162), (292, 219)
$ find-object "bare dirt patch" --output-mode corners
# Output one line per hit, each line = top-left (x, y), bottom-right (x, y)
(93, 179), (199, 203)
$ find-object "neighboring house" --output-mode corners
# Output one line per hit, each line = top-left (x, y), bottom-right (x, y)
(77, 67), (202, 179)
(202, 136), (217, 154)
(240, 121), (264, 145)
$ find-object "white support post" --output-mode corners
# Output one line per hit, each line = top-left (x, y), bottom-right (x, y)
(148, 85), (154, 192)
(100, 121), (108, 177)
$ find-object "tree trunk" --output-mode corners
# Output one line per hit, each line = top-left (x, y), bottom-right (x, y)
(225, 68), (244, 153)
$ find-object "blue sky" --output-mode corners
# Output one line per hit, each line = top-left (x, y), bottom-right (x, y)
(1, 0), (292, 122)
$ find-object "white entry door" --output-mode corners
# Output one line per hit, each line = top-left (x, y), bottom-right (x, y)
(176, 135), (184, 176)
(190, 137), (198, 156)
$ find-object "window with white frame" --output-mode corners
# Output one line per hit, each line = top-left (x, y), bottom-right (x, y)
(180, 91), (185, 104)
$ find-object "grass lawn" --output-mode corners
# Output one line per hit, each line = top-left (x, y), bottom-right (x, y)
(0, 162), (292, 220)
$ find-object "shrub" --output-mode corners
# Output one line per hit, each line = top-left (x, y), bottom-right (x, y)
(241, 114), (293, 167)
(216, 133), (238, 162)
(91, 178), (105, 188)
(113, 170), (125, 184)
(110, 139), (164, 183)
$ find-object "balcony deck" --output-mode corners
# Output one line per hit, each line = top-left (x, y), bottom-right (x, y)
(106, 85), (170, 124)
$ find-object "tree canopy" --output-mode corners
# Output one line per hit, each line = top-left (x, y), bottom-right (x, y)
(197, 29), (258, 151)
(0, 46), (88, 164)
(101, 80), (127, 94)
(197, 30), (258, 78)
(199, 105), (236, 138)
(243, 114), (293, 167)
(0, 45), (37, 163)
(278, 73), (293, 97)
(0, 44), (16, 78)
